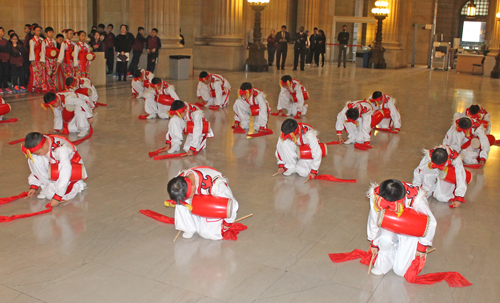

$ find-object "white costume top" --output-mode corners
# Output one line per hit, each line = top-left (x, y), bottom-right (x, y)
(40, 38), (58, 63)
(196, 74), (231, 106)
(366, 94), (401, 129)
(336, 100), (374, 143)
(57, 39), (76, 64)
(233, 88), (271, 130)
(73, 42), (91, 67)
(29, 36), (43, 61)
(443, 121), (490, 161)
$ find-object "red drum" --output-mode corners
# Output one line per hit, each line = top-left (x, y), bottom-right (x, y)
(49, 163), (85, 181)
(75, 88), (91, 97)
(297, 143), (327, 159)
(47, 48), (59, 59)
(479, 120), (489, 129)
(301, 87), (309, 101)
(62, 105), (75, 123)
(190, 195), (233, 219)
(184, 121), (210, 134)
(156, 95), (175, 106)
(210, 90), (216, 98)
(439, 166), (472, 184)
(0, 103), (11, 116)
(370, 108), (392, 128)
(377, 207), (430, 238)
(86, 52), (96, 61)
(487, 134), (496, 146)
(250, 104), (260, 116)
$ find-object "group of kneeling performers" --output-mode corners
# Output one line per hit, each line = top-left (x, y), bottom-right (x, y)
(18, 68), (494, 280)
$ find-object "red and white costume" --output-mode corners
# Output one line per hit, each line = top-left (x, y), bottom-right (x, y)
(25, 135), (87, 202)
(57, 39), (76, 78)
(29, 36), (45, 92)
(0, 97), (9, 121)
(277, 79), (308, 116)
(336, 100), (374, 144)
(233, 88), (271, 131)
(73, 41), (91, 78)
(197, 74), (231, 107)
(131, 69), (154, 98)
(366, 94), (401, 130)
(412, 146), (467, 203)
(454, 106), (491, 134)
(166, 102), (214, 153)
(41, 37), (58, 92)
(146, 80), (179, 119)
(68, 77), (98, 105)
(49, 91), (94, 133)
(173, 166), (238, 240)
(367, 182), (436, 276)
(443, 118), (490, 165)
(276, 123), (322, 177)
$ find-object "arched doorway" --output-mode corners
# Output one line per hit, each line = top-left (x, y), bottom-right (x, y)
(457, 0), (489, 52)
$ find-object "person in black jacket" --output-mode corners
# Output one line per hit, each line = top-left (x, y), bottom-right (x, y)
(128, 27), (147, 76)
(275, 25), (290, 70)
(114, 24), (135, 81)
(146, 28), (162, 73)
(293, 26), (307, 71)
(8, 34), (26, 92)
(307, 27), (318, 64)
(337, 25), (349, 68)
(315, 30), (326, 67)
(103, 24), (116, 75)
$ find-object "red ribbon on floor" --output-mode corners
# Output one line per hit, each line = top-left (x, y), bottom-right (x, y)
(149, 148), (167, 158)
(233, 126), (246, 134)
(314, 174), (357, 183)
(8, 138), (24, 145)
(373, 128), (398, 134)
(71, 126), (93, 145)
(1, 203), (53, 223)
(247, 129), (273, 138)
(325, 141), (341, 145)
(0, 118), (18, 124)
(140, 209), (175, 224)
(0, 192), (28, 205)
(329, 249), (375, 266)
(95, 102), (108, 107)
(404, 256), (472, 287)
(138, 115), (148, 120)
(194, 102), (206, 108)
(154, 152), (191, 160)
(208, 105), (219, 110)
(222, 223), (248, 241)
(463, 164), (482, 169)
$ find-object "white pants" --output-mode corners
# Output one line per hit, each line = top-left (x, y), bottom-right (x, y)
(175, 206), (225, 240)
(276, 139), (313, 177)
(145, 94), (170, 119)
(376, 118), (393, 129)
(372, 229), (419, 277)
(233, 99), (266, 131)
(131, 80), (144, 98)
(167, 116), (208, 153)
(344, 118), (371, 144)
(277, 92), (307, 116)
(460, 147), (481, 165)
(199, 86), (230, 107)
(39, 180), (86, 201)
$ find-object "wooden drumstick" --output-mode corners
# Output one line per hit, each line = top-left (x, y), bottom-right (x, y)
(303, 177), (310, 184)
(367, 252), (376, 274)
(173, 230), (181, 242)
(426, 247), (436, 254)
(272, 172), (279, 177)
(234, 214), (253, 223)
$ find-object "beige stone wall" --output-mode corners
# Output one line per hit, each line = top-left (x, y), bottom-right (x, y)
(0, 0), (42, 37)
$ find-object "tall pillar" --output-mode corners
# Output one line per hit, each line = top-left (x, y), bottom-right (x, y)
(194, 0), (214, 45)
(210, 0), (244, 46)
(382, 0), (400, 44)
(380, 0), (406, 68)
(145, 0), (182, 48)
(261, 0), (289, 36)
(41, 0), (89, 33)
(489, 0), (500, 51)
(297, 0), (320, 30)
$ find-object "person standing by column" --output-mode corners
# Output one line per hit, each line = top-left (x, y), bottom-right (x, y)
(114, 25), (135, 81)
(275, 25), (290, 70)
(337, 25), (349, 68)
(315, 30), (326, 67)
(293, 26), (307, 71)
(267, 29), (276, 67)
(146, 28), (161, 73)
(103, 24), (115, 75)
(308, 27), (318, 65)
(23, 24), (33, 87)
(128, 27), (147, 76)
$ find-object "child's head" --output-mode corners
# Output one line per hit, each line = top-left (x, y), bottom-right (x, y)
(379, 179), (405, 202)
(133, 70), (142, 79)
(198, 71), (209, 84)
(120, 24), (128, 34)
(151, 28), (158, 37)
(98, 24), (105, 32)
(33, 26), (42, 36)
(107, 24), (114, 33)
(65, 77), (76, 88)
(169, 100), (187, 118)
(92, 25), (97, 31)
(56, 34), (64, 44)
(24, 132), (49, 156)
(431, 148), (448, 166)
(346, 108), (360, 121)
(372, 91), (383, 101)
(78, 30), (87, 41)
(457, 117), (472, 130)
(7, 30), (14, 36)
(10, 33), (19, 44)
(138, 27), (145, 35)
(0, 27), (4, 38)
(469, 104), (480, 115)
(64, 29), (74, 39)
(167, 176), (193, 204)
(45, 27), (54, 38)
(151, 77), (162, 87)
(43, 92), (61, 108)
(280, 75), (292, 87)
(93, 31), (100, 41)
(239, 82), (252, 99)
(24, 24), (31, 33)
(281, 118), (298, 135)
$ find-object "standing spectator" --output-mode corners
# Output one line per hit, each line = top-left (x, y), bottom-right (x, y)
(146, 28), (161, 73)
(55, 34), (64, 49)
(128, 27), (147, 76)
(104, 24), (115, 75)
(244, 29), (254, 48)
(275, 25), (290, 70)
(293, 26), (307, 71)
(97, 24), (105, 34)
(0, 27), (11, 94)
(267, 29), (276, 67)
(9, 34), (26, 92)
(91, 31), (104, 52)
(337, 25), (349, 68)
(308, 27), (319, 65)
(114, 24), (135, 81)
(23, 24), (32, 86)
(315, 30), (326, 67)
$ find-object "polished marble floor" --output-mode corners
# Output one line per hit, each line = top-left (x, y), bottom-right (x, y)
(1, 62), (500, 303)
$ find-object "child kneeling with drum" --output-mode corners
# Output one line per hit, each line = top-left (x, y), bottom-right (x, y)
(23, 132), (88, 207)
(367, 179), (437, 276)
(166, 166), (239, 240)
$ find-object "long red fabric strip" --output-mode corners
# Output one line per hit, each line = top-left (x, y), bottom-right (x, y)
(354, 143), (368, 150)
(0, 203), (53, 223)
(0, 192), (28, 205)
(329, 249), (375, 266)
(8, 138), (24, 145)
(56, 65), (65, 92)
(325, 141), (341, 145)
(373, 128), (398, 134)
(247, 131), (273, 138)
(95, 102), (108, 107)
(233, 126), (246, 134)
(154, 153), (188, 160)
(315, 174), (357, 183)
(0, 118), (18, 123)
(71, 126), (93, 145)
(464, 164), (482, 169)
(139, 209), (175, 224)
(222, 223), (247, 241)
(138, 115), (148, 120)
(149, 148), (166, 158)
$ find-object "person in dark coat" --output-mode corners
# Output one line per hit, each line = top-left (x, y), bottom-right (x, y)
(267, 29), (276, 67)
(337, 25), (349, 68)
(275, 25), (290, 70)
(314, 30), (326, 67)
(114, 24), (135, 81)
(146, 28), (162, 73)
(103, 24), (116, 75)
(293, 26), (307, 71)
(128, 27), (147, 76)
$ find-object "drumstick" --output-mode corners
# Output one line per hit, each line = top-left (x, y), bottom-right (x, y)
(272, 172), (279, 177)
(173, 230), (181, 242)
(367, 252), (376, 274)
(426, 247), (436, 254)
(234, 213), (253, 223)
(303, 177), (310, 184)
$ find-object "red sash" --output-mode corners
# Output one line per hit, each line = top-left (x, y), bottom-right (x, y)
(78, 43), (89, 73)
(33, 38), (42, 62)
(64, 41), (74, 64)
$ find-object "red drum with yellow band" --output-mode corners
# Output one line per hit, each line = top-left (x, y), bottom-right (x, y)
(62, 105), (75, 123)
(190, 195), (233, 219)
(49, 163), (85, 181)
(0, 103), (11, 116)
(47, 48), (59, 59)
(86, 52), (96, 61)
(370, 108), (392, 128)
(250, 104), (260, 116)
(156, 95), (175, 106)
(439, 166), (472, 184)
(297, 143), (327, 159)
(184, 121), (210, 134)
(377, 207), (430, 238)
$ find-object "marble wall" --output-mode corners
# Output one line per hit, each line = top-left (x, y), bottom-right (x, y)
(0, 0), (42, 37)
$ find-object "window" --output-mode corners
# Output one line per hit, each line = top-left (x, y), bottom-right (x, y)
(461, 0), (489, 16)
(462, 21), (486, 42)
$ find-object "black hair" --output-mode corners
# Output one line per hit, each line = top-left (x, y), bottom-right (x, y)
(92, 26), (97, 30)
(167, 176), (188, 204)
(32, 23), (39, 27)
(65, 29), (74, 34)
(133, 70), (142, 78)
(138, 27), (144, 31)
(199, 71), (208, 79)
(65, 77), (75, 87)
(346, 108), (360, 120)
(9, 33), (19, 41)
(458, 117), (472, 130)
(25, 24), (32, 28)
(0, 27), (4, 31)
(43, 92), (56, 103)
(314, 27), (318, 30)
(319, 29), (325, 37)
(24, 132), (44, 149)
(152, 28), (158, 33)
(281, 119), (298, 135)
(281, 75), (292, 82)
(120, 24), (128, 31)
(151, 77), (162, 85)
(170, 100), (186, 111)
(342, 24), (347, 27)
(379, 179), (405, 202)
(240, 82), (252, 90)
(108, 24), (114, 29)
(372, 91), (382, 99)
(98, 24), (105, 29)
(431, 148), (448, 165)
(56, 34), (64, 39)
(44, 27), (54, 33)
(281, 25), (287, 29)
(469, 105), (480, 115)
(8, 30), (14, 35)
(78, 30), (86, 36)
(33, 26), (42, 31)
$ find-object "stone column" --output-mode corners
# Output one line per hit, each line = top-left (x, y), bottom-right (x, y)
(489, 0), (500, 51)
(261, 0), (289, 37)
(297, 0), (320, 31)
(41, 0), (89, 33)
(210, 0), (244, 46)
(380, 0), (406, 68)
(145, 0), (182, 48)
(194, 0), (214, 45)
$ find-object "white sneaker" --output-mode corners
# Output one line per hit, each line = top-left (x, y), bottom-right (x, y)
(371, 267), (384, 276)
(37, 193), (46, 199)
(146, 114), (157, 119)
(77, 129), (89, 138)
(167, 145), (181, 154)
(182, 232), (194, 239)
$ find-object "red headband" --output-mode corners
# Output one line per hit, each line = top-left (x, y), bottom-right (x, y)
(280, 126), (300, 141)
(21, 136), (46, 155)
(455, 118), (472, 134)
(429, 147), (451, 170)
(199, 76), (209, 82)
(374, 186), (405, 217)
(169, 105), (186, 117)
(184, 177), (192, 200)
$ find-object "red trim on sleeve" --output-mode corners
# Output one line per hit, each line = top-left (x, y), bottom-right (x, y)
(52, 194), (63, 202)
(336, 131), (342, 135)
(311, 169), (318, 174)
(417, 243), (427, 253)
(30, 185), (39, 190)
(370, 240), (379, 249)
(453, 196), (465, 203)
(189, 146), (196, 152)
